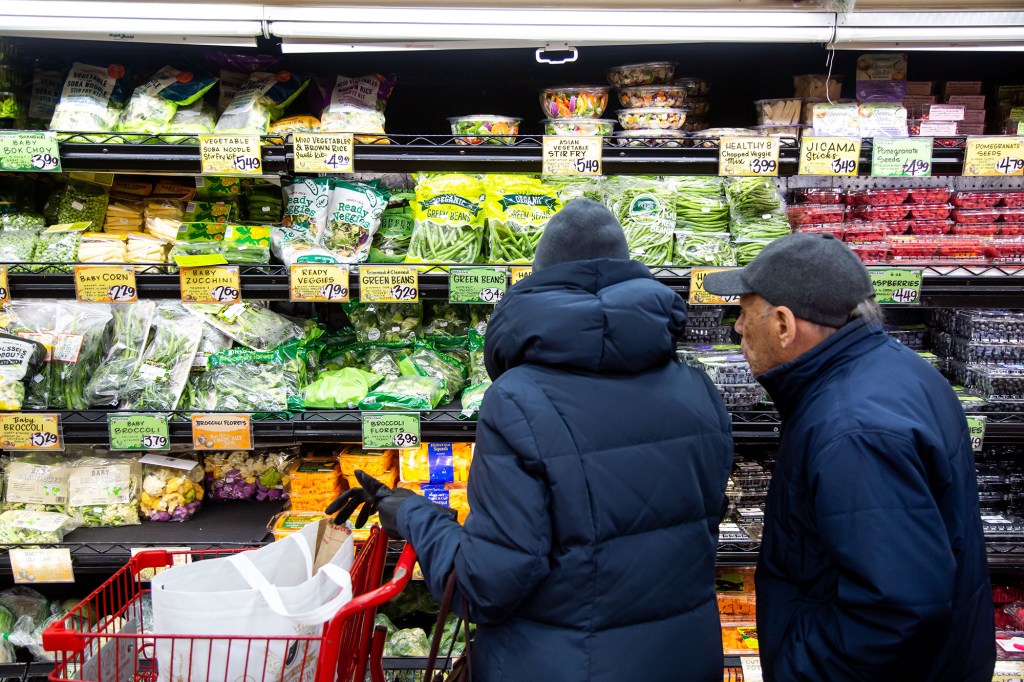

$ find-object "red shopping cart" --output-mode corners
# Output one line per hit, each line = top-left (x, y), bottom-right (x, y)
(42, 526), (417, 682)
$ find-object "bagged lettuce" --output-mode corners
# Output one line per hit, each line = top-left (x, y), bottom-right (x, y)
(408, 174), (486, 264)
(214, 71), (310, 135)
(483, 175), (561, 264)
(319, 180), (389, 263)
(49, 62), (131, 133)
(303, 367), (380, 409)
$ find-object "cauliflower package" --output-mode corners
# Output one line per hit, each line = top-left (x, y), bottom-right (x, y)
(140, 453), (204, 522)
(203, 446), (297, 502)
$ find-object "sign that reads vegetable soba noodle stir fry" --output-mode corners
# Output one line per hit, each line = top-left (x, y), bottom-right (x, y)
(292, 133), (354, 173)
(199, 135), (262, 175)
(718, 137), (780, 177)
(799, 137), (862, 176)
(358, 265), (418, 303)
(542, 136), (603, 176)
(191, 414), (253, 451)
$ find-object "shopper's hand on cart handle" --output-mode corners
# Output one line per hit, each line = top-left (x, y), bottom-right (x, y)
(326, 470), (415, 539)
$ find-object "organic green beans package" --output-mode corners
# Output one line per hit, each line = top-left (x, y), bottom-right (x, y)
(342, 302), (422, 347)
(3, 454), (70, 514)
(214, 71), (310, 135)
(370, 190), (415, 263)
(68, 456), (141, 527)
(122, 303), (204, 411)
(483, 175), (562, 265)
(187, 302), (304, 352)
(56, 180), (109, 230)
(116, 65), (217, 137)
(201, 338), (311, 412)
(672, 231), (737, 267)
(357, 374), (445, 411)
(319, 180), (390, 263)
(49, 62), (131, 133)
(409, 174), (486, 264)
(604, 177), (675, 266)
(83, 302), (156, 407)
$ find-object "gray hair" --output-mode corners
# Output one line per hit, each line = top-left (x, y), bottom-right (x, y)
(848, 297), (885, 325)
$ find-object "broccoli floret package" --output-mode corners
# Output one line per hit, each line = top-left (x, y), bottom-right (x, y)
(358, 374), (445, 411)
(199, 338), (311, 413)
(342, 302), (422, 347)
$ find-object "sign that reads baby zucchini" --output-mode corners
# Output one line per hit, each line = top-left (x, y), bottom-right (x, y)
(0, 131), (61, 172)
(689, 268), (740, 306)
(358, 265), (418, 303)
(542, 136), (602, 176)
(966, 416), (986, 452)
(191, 414), (253, 451)
(292, 132), (354, 174)
(449, 267), (507, 304)
(868, 268), (923, 305)
(871, 138), (933, 178)
(963, 136), (1024, 177)
(510, 266), (532, 286)
(0, 413), (63, 451)
(179, 265), (241, 304)
(0, 265), (9, 303)
(73, 265), (138, 303)
(362, 412), (421, 450)
(199, 135), (262, 175)
(718, 137), (780, 177)
(799, 137), (861, 176)
(289, 264), (350, 302)
(10, 548), (74, 584)
(108, 413), (171, 451)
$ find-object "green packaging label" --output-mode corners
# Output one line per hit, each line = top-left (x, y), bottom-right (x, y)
(108, 413), (171, 451)
(361, 412), (420, 450)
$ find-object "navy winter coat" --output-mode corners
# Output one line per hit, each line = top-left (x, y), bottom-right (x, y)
(398, 258), (733, 682)
(755, 319), (994, 682)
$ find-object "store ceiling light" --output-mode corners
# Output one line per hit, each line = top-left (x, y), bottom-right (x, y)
(831, 10), (1024, 49)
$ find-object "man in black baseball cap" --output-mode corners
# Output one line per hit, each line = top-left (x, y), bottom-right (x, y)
(704, 232), (994, 682)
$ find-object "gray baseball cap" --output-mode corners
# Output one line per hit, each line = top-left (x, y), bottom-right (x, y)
(702, 232), (875, 328)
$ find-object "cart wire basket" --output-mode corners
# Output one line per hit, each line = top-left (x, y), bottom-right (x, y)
(41, 526), (417, 682)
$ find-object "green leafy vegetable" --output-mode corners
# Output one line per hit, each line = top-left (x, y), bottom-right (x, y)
(122, 303), (204, 410)
(84, 302), (155, 407)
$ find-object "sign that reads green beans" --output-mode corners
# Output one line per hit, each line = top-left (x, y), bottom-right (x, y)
(108, 413), (171, 451)
(871, 138), (933, 178)
(0, 132), (61, 172)
(449, 267), (507, 304)
(362, 412), (420, 450)
(869, 268), (922, 305)
(966, 416), (986, 452)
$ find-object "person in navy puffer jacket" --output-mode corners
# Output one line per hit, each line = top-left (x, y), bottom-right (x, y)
(330, 198), (734, 682)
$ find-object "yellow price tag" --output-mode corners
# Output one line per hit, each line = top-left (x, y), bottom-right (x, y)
(510, 266), (533, 285)
(358, 266), (419, 303)
(289, 264), (350, 302)
(199, 135), (262, 175)
(718, 137), (780, 176)
(0, 265), (9, 303)
(10, 548), (74, 584)
(963, 136), (1024, 176)
(179, 266), (241, 304)
(689, 268), (741, 306)
(191, 414), (253, 451)
(0, 413), (63, 451)
(293, 133), (354, 173)
(73, 265), (138, 303)
(542, 136), (603, 176)
(799, 137), (861, 176)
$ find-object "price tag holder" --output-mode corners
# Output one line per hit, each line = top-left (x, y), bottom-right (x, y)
(542, 136), (603, 176)
(0, 265), (9, 304)
(869, 268), (923, 305)
(362, 412), (421, 450)
(449, 267), (507, 304)
(688, 268), (741, 305)
(180, 265), (241, 304)
(963, 136), (1024, 176)
(510, 266), (532, 286)
(718, 137), (780, 177)
(199, 135), (262, 175)
(191, 414), (253, 451)
(108, 414), (171, 451)
(10, 548), (74, 584)
(966, 416), (986, 452)
(739, 656), (763, 682)
(871, 138), (933, 177)
(292, 133), (354, 173)
(0, 414), (63, 451)
(358, 265), (419, 303)
(73, 265), (138, 303)
(798, 137), (862, 176)
(289, 264), (350, 302)
(0, 131), (62, 172)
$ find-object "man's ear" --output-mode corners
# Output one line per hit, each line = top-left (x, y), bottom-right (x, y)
(771, 305), (799, 350)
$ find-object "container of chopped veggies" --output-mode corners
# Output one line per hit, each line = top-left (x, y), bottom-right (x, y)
(203, 446), (297, 502)
(540, 86), (610, 119)
(617, 85), (687, 109)
(449, 116), (520, 145)
(269, 511), (328, 541)
(542, 119), (615, 136)
(140, 452), (204, 522)
(617, 108), (687, 131)
(606, 62), (676, 88)
(612, 130), (687, 147)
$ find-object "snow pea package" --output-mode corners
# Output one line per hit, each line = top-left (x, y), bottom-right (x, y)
(122, 303), (204, 411)
(116, 65), (217, 136)
(319, 180), (390, 263)
(282, 177), (332, 238)
(68, 455), (141, 527)
(200, 338), (312, 413)
(214, 71), (310, 135)
(409, 174), (486, 264)
(49, 62), (130, 133)
(483, 175), (561, 264)
(604, 177), (676, 266)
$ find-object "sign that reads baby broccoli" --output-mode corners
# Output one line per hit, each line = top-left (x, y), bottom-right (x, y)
(966, 416), (986, 452)
(449, 267), (507, 304)
(108, 413), (170, 451)
(362, 412), (421, 450)
(0, 414), (63, 451)
(868, 268), (923, 305)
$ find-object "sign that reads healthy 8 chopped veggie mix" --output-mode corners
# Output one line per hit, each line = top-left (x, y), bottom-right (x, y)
(0, 414), (63, 451)
(871, 138), (933, 178)
(292, 133), (354, 174)
(689, 268), (741, 306)
(0, 131), (61, 172)
(180, 266), (241, 304)
(868, 268), (922, 305)
(449, 267), (507, 304)
(191, 414), (253, 451)
(718, 137), (779, 177)
(108, 413), (170, 451)
(358, 265), (418, 303)
(199, 135), (262, 175)
(542, 136), (602, 176)
(362, 412), (420, 450)
(799, 137), (861, 176)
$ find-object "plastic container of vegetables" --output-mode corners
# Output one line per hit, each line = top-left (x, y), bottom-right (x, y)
(612, 130), (687, 147)
(687, 98), (711, 117)
(606, 62), (676, 88)
(616, 85), (687, 109)
(542, 118), (615, 136)
(755, 98), (802, 126)
(540, 86), (610, 119)
(675, 76), (710, 97)
(616, 107), (687, 131)
(449, 115), (520, 145)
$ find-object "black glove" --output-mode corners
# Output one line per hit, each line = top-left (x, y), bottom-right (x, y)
(326, 470), (415, 540)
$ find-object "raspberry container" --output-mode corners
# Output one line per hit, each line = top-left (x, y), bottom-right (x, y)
(844, 221), (892, 242)
(934, 237), (991, 263)
(886, 236), (938, 263)
(952, 222), (1000, 236)
(1001, 224), (1024, 236)
(907, 204), (953, 220)
(953, 208), (1002, 224)
(846, 188), (911, 206)
(790, 188), (845, 205)
(1002, 192), (1024, 208)
(908, 219), (953, 235)
(795, 223), (846, 239)
(993, 238), (1024, 263)
(849, 242), (888, 263)
(952, 191), (1003, 209)
(907, 187), (953, 204)
(853, 204), (911, 221)
(787, 204), (846, 225)
(1004, 208), (1024, 222)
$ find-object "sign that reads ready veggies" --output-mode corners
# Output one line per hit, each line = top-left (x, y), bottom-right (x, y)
(799, 137), (861, 176)
(963, 136), (1024, 177)
(358, 265), (418, 303)
(362, 412), (420, 450)
(689, 268), (740, 305)
(289, 264), (350, 302)
(0, 131), (61, 172)
(179, 265), (241, 304)
(871, 138), (933, 178)
(966, 416), (986, 452)
(0, 414), (63, 451)
(292, 133), (354, 174)
(718, 137), (779, 177)
(73, 265), (137, 303)
(449, 267), (507, 304)
(199, 135), (262, 175)
(108, 413), (170, 451)
(191, 414), (253, 451)
(542, 136), (602, 176)
(869, 268), (922, 305)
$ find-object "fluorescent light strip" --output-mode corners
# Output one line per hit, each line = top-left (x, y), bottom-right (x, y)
(1, 1), (264, 22)
(0, 16), (263, 37)
(0, 30), (258, 47)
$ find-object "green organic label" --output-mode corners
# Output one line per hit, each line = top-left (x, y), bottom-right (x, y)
(361, 412), (420, 450)
(871, 138), (933, 178)
(869, 268), (922, 305)
(966, 416), (986, 452)
(0, 132), (62, 172)
(108, 413), (171, 451)
(449, 267), (507, 304)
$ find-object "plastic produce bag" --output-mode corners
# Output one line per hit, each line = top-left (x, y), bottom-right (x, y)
(122, 303), (204, 411)
(68, 455), (141, 527)
(363, 346), (403, 381)
(674, 192), (730, 234)
(203, 446), (297, 502)
(423, 303), (470, 348)
(270, 226), (340, 267)
(483, 175), (561, 264)
(318, 73), (396, 115)
(407, 342), (467, 405)
(461, 381), (490, 418)
(4, 454), (70, 514)
(244, 186), (283, 225)
(141, 453), (204, 522)
(0, 509), (76, 544)
(30, 224), (85, 273)
(164, 100), (217, 141)
(187, 302), (303, 352)
(317, 328), (363, 371)
(0, 212), (44, 230)
(342, 302), (421, 347)
(725, 177), (785, 225)
(0, 587), (49, 627)
(49, 62), (130, 133)
(282, 177), (332, 238)
(200, 338), (311, 412)
(214, 71), (310, 135)
(56, 180), (109, 230)
(0, 332), (47, 410)
(303, 367), (380, 409)
(3, 301), (59, 408)
(319, 180), (389, 263)
(729, 214), (790, 241)
(673, 231), (737, 267)
(370, 190), (415, 263)
(358, 374), (445, 411)
(84, 301), (156, 407)
(383, 628), (430, 657)
(604, 177), (675, 266)
(408, 174), (486, 264)
(467, 329), (488, 386)
(116, 65), (217, 136)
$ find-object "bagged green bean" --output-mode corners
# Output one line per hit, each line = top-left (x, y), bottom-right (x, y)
(604, 177), (675, 266)
(214, 71), (310, 135)
(49, 62), (131, 133)
(668, 176), (725, 197)
(68, 455), (141, 527)
(407, 341), (467, 405)
(83, 302), (156, 407)
(370, 190), (415, 263)
(357, 374), (445, 411)
(484, 175), (561, 264)
(674, 193), (730, 234)
(245, 186), (283, 224)
(408, 174), (486, 264)
(673, 231), (737, 267)
(187, 302), (303, 352)
(122, 303), (204, 411)
(4, 454), (70, 514)
(0, 228), (40, 263)
(724, 177), (785, 225)
(303, 367), (380, 409)
(200, 338), (311, 413)
(342, 302), (422, 347)
(730, 214), (791, 241)
(56, 180), (109, 230)
(423, 303), (470, 348)
(319, 180), (389, 263)
(30, 224), (86, 273)
(734, 238), (776, 266)
(116, 65), (217, 136)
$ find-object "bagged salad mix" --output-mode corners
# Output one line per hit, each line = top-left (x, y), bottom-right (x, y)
(319, 180), (389, 262)
(49, 62), (131, 133)
(604, 177), (675, 266)
(140, 452), (204, 522)
(121, 303), (204, 411)
(408, 174), (486, 264)
(83, 302), (156, 407)
(483, 175), (561, 264)
(282, 177), (332, 238)
(203, 446), (297, 502)
(68, 455), (141, 527)
(3, 454), (70, 514)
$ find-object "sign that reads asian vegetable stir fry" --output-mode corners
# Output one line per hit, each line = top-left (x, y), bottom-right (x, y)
(718, 137), (780, 177)
(191, 414), (253, 451)
(963, 137), (1024, 177)
(292, 133), (354, 174)
(542, 136), (602, 176)
(362, 412), (420, 450)
(0, 413), (63, 451)
(799, 137), (862, 176)
(199, 135), (262, 175)
(358, 265), (419, 303)
(449, 267), (507, 304)
(688, 268), (741, 306)
(871, 138), (933, 178)
(0, 131), (62, 172)
(289, 264), (350, 302)
(179, 266), (241, 304)
(868, 268), (922, 305)
(74, 265), (138, 303)
(108, 413), (170, 451)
